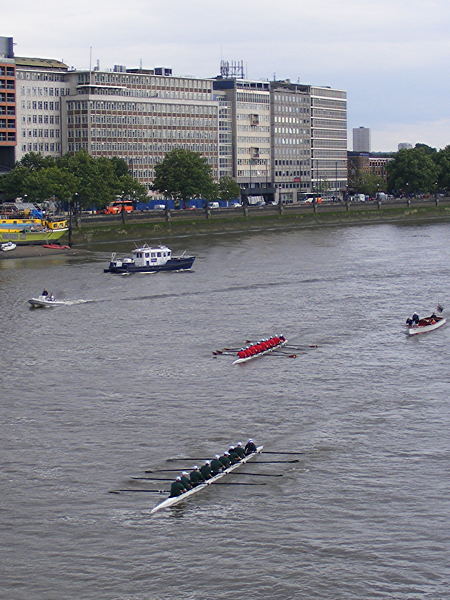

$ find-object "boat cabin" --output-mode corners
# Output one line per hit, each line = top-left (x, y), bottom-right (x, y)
(131, 244), (172, 267)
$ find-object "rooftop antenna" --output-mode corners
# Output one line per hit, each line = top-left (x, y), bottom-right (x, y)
(139, 58), (143, 71)
(89, 46), (93, 84)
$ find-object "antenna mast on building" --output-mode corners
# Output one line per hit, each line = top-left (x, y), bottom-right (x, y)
(220, 59), (245, 79)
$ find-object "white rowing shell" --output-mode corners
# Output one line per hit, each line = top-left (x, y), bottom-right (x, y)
(232, 340), (287, 364)
(150, 445), (264, 514)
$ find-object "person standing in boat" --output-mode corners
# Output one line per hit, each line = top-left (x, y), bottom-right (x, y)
(200, 460), (212, 480)
(210, 454), (223, 476)
(245, 439), (257, 455)
(169, 476), (186, 497)
(189, 466), (205, 487)
(42, 289), (49, 297)
(180, 471), (192, 491)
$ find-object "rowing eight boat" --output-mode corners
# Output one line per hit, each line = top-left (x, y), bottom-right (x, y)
(150, 445), (263, 513)
(232, 341), (287, 365)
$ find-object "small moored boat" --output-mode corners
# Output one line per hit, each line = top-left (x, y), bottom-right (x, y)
(104, 244), (195, 274)
(406, 307), (446, 336)
(150, 445), (263, 514)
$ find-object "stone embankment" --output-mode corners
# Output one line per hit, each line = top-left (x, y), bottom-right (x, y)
(71, 197), (450, 246)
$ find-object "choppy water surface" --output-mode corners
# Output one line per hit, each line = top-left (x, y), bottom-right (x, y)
(1, 224), (450, 600)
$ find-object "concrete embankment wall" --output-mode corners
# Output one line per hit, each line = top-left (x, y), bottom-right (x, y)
(72, 200), (450, 246)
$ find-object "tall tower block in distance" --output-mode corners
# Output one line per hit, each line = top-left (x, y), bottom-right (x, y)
(353, 126), (370, 152)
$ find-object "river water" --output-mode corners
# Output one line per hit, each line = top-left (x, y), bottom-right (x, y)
(1, 223), (450, 600)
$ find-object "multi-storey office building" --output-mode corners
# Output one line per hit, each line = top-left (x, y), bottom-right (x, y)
(213, 78), (271, 194)
(0, 36), (16, 171)
(310, 86), (347, 196)
(353, 126), (370, 152)
(270, 81), (311, 202)
(15, 57), (69, 161)
(61, 68), (220, 190)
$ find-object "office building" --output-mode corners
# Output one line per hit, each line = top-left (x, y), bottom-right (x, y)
(353, 126), (370, 152)
(62, 67), (220, 190)
(1, 35), (348, 197)
(311, 86), (347, 196)
(15, 57), (69, 161)
(270, 81), (311, 202)
(0, 36), (16, 171)
(213, 77), (271, 194)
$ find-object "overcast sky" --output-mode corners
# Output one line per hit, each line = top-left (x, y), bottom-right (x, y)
(4, 0), (450, 151)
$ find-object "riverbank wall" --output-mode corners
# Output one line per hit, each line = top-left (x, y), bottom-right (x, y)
(71, 199), (450, 246)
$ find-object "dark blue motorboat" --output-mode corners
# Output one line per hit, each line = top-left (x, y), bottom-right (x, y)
(104, 244), (195, 274)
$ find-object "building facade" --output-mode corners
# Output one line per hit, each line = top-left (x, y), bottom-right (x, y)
(310, 86), (347, 196)
(270, 81), (311, 202)
(213, 78), (271, 195)
(62, 68), (220, 190)
(0, 36), (16, 171)
(15, 57), (69, 161)
(2, 35), (349, 198)
(353, 126), (370, 152)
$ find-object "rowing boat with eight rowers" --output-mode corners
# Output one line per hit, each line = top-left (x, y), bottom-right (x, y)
(150, 440), (262, 513)
(232, 336), (287, 364)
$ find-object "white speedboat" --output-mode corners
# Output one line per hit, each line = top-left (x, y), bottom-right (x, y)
(1, 242), (16, 252)
(28, 295), (66, 308)
(406, 307), (446, 335)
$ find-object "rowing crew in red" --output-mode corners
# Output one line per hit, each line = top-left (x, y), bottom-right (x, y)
(236, 335), (286, 359)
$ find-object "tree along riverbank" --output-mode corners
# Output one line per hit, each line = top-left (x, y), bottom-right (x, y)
(69, 198), (450, 246)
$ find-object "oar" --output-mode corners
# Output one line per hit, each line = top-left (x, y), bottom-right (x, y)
(165, 457), (217, 463)
(214, 482), (266, 486)
(269, 353), (298, 358)
(131, 477), (174, 481)
(212, 351), (236, 356)
(262, 451), (304, 455)
(228, 472), (282, 477)
(109, 489), (167, 494)
(145, 468), (192, 473)
(284, 344), (319, 349)
(256, 459), (299, 464)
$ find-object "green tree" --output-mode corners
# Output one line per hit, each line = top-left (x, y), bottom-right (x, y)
(217, 176), (241, 202)
(435, 146), (450, 192)
(23, 167), (78, 203)
(118, 174), (148, 202)
(17, 152), (56, 171)
(57, 151), (117, 210)
(152, 148), (215, 208)
(387, 147), (440, 194)
(353, 172), (385, 196)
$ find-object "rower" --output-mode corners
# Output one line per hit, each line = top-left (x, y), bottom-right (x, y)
(234, 442), (246, 460)
(180, 471), (192, 491)
(219, 452), (231, 469)
(200, 460), (212, 480)
(210, 454), (223, 475)
(245, 439), (257, 455)
(228, 446), (241, 464)
(169, 476), (186, 497)
(189, 465), (205, 487)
